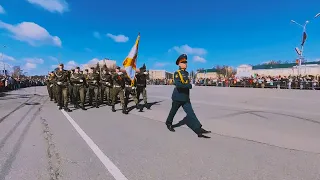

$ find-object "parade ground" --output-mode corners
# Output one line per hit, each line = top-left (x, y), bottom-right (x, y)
(0, 85), (320, 180)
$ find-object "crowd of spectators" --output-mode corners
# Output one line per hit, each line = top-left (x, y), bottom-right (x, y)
(0, 75), (46, 92)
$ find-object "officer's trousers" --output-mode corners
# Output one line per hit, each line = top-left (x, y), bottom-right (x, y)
(136, 87), (147, 104)
(166, 101), (202, 133)
(88, 86), (100, 105)
(124, 87), (138, 106)
(47, 84), (53, 100)
(111, 87), (125, 106)
(68, 85), (73, 103)
(73, 85), (85, 106)
(101, 86), (112, 103)
(56, 85), (69, 107)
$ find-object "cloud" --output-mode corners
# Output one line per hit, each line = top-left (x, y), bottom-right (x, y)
(193, 56), (206, 63)
(24, 57), (44, 64)
(51, 64), (58, 69)
(106, 33), (129, 43)
(48, 56), (59, 62)
(88, 58), (100, 64)
(26, 0), (69, 13)
(0, 5), (5, 14)
(1, 53), (16, 61)
(93, 31), (101, 39)
(85, 48), (92, 52)
(24, 62), (37, 70)
(169, 44), (207, 56)
(154, 62), (169, 67)
(0, 21), (62, 47)
(65, 60), (77, 69)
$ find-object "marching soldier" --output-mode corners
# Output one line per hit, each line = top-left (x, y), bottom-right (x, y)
(100, 65), (113, 105)
(135, 64), (149, 110)
(165, 54), (211, 138)
(70, 67), (87, 110)
(68, 69), (75, 104)
(87, 66), (100, 108)
(83, 69), (89, 102)
(124, 73), (140, 111)
(54, 63), (72, 112)
(46, 71), (55, 101)
(111, 66), (128, 114)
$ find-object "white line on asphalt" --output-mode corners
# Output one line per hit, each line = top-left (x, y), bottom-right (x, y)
(61, 110), (128, 180)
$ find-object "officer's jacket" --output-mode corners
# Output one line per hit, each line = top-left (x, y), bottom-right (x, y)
(135, 72), (147, 88)
(172, 69), (192, 102)
(86, 72), (100, 86)
(100, 72), (113, 87)
(70, 72), (85, 86)
(55, 70), (70, 86)
(112, 73), (125, 88)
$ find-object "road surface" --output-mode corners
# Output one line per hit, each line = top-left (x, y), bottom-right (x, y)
(0, 85), (320, 180)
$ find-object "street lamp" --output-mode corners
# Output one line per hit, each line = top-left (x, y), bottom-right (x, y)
(0, 45), (7, 76)
(291, 20), (309, 75)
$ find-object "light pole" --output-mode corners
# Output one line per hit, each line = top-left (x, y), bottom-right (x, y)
(290, 20), (309, 75)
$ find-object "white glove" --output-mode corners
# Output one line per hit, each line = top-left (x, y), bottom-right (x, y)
(144, 72), (148, 75)
(79, 79), (83, 82)
(93, 80), (97, 83)
(132, 87), (136, 89)
(57, 82), (62, 85)
(118, 72), (123, 75)
(106, 82), (110, 85)
(50, 84), (53, 87)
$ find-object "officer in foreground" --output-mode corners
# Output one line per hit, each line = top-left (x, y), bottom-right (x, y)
(55, 63), (72, 112)
(165, 54), (211, 138)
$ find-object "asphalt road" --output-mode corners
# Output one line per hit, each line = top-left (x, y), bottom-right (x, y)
(0, 85), (320, 180)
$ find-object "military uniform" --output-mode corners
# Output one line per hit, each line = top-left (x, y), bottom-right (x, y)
(111, 67), (128, 114)
(68, 69), (75, 104)
(124, 74), (140, 111)
(83, 69), (89, 102)
(86, 67), (100, 108)
(165, 54), (211, 138)
(46, 72), (55, 101)
(54, 64), (72, 112)
(100, 66), (113, 105)
(135, 64), (149, 110)
(70, 67), (87, 110)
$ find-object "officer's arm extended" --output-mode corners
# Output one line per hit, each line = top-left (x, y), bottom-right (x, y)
(174, 72), (192, 89)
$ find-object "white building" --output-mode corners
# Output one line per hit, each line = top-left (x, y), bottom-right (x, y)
(82, 59), (117, 70)
(148, 70), (173, 79)
(236, 62), (320, 77)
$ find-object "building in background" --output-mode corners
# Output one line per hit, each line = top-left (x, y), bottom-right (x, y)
(236, 61), (320, 77)
(148, 70), (173, 79)
(196, 69), (218, 79)
(82, 59), (117, 70)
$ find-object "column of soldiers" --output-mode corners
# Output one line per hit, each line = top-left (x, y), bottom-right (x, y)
(45, 63), (149, 114)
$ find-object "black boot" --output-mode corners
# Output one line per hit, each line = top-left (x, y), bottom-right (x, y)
(81, 104), (87, 110)
(122, 106), (128, 114)
(59, 106), (63, 110)
(165, 123), (175, 132)
(64, 106), (72, 112)
(112, 105), (116, 112)
(145, 103), (150, 109)
(95, 103), (99, 108)
(195, 128), (210, 138)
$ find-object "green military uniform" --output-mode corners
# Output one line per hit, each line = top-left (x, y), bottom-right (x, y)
(111, 67), (127, 114)
(46, 72), (55, 101)
(70, 67), (87, 110)
(83, 69), (89, 103)
(124, 74), (140, 111)
(54, 64), (72, 112)
(134, 64), (149, 110)
(100, 66), (113, 105)
(86, 67), (100, 108)
(68, 69), (75, 104)
(165, 54), (210, 138)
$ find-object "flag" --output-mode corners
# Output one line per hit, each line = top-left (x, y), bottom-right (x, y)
(122, 33), (140, 84)
(301, 31), (307, 46)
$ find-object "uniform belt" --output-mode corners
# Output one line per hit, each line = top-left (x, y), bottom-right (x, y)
(74, 84), (83, 86)
(113, 85), (121, 87)
(125, 85), (131, 87)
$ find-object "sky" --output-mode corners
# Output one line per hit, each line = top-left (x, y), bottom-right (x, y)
(0, 0), (320, 75)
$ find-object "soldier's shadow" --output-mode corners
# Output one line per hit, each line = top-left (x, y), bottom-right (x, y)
(126, 100), (163, 113)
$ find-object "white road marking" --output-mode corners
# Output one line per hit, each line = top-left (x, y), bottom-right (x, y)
(61, 110), (128, 180)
